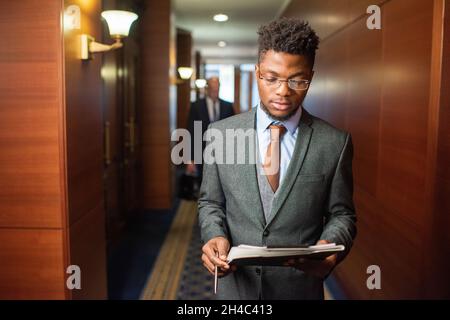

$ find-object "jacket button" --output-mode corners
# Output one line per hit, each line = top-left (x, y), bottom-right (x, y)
(255, 268), (261, 275)
(263, 230), (270, 237)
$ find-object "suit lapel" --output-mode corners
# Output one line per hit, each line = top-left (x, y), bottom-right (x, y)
(218, 99), (224, 121)
(265, 109), (314, 227)
(238, 108), (266, 228)
(200, 99), (211, 127)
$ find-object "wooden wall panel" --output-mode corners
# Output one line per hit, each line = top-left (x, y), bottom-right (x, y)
(284, 0), (386, 41)
(284, 0), (448, 298)
(63, 0), (107, 299)
(346, 19), (382, 196)
(141, 144), (171, 206)
(377, 0), (432, 228)
(139, 0), (174, 209)
(0, 0), (108, 299)
(422, 0), (450, 298)
(64, 0), (104, 227)
(69, 202), (107, 299)
(0, 229), (66, 299)
(0, 0), (64, 229)
(323, 31), (349, 128)
(0, 0), (67, 299)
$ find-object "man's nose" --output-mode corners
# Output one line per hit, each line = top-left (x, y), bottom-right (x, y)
(275, 81), (291, 96)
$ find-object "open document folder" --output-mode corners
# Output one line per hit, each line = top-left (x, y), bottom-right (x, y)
(226, 243), (345, 266)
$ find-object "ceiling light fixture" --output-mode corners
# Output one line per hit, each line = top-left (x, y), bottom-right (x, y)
(213, 14), (229, 22)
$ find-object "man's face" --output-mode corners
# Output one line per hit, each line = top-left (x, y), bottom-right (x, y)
(256, 50), (314, 121)
(206, 77), (220, 101)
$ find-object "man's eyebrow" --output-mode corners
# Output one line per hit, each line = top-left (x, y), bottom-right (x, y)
(288, 71), (307, 78)
(261, 69), (307, 78)
(262, 69), (279, 75)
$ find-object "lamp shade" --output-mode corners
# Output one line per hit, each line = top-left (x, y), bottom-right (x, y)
(178, 67), (193, 80)
(195, 79), (207, 88)
(101, 10), (138, 38)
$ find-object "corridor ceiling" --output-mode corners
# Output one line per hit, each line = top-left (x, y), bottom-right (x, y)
(173, 0), (291, 64)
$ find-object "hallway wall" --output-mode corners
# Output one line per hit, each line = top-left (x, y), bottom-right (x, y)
(139, 0), (177, 209)
(284, 0), (450, 298)
(0, 0), (67, 299)
(423, 0), (450, 297)
(0, 0), (107, 299)
(63, 0), (107, 299)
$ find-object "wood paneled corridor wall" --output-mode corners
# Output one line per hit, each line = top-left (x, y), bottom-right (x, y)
(0, 0), (175, 299)
(284, 0), (450, 299)
(0, 0), (106, 299)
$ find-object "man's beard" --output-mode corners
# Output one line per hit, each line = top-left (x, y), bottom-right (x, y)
(260, 102), (300, 121)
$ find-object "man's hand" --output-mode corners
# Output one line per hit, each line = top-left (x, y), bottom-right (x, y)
(284, 240), (337, 279)
(185, 162), (197, 175)
(202, 237), (237, 277)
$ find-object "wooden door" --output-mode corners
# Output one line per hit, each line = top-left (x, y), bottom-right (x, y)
(102, 0), (140, 246)
(102, 48), (125, 246)
(121, 38), (139, 216)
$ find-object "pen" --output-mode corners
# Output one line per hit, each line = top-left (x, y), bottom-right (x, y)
(214, 252), (218, 294)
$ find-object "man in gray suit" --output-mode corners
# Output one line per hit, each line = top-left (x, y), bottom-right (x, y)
(198, 18), (357, 299)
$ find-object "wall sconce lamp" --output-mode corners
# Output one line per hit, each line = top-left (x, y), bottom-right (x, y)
(81, 10), (138, 60)
(195, 79), (207, 89)
(177, 67), (194, 80)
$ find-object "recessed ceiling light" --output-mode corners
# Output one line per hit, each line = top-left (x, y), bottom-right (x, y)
(213, 14), (228, 22)
(218, 41), (227, 47)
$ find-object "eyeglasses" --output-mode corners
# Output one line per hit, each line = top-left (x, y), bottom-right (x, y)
(258, 73), (310, 91)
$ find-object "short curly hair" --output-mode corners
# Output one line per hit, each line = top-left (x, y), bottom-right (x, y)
(257, 17), (320, 68)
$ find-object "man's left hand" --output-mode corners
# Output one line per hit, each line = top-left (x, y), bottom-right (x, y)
(284, 240), (337, 279)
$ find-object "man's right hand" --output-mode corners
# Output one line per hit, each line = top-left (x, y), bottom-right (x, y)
(201, 237), (236, 277)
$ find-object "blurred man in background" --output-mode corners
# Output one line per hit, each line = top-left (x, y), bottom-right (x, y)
(186, 76), (235, 181)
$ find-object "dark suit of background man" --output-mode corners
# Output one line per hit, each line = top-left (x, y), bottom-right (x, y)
(199, 18), (357, 299)
(186, 76), (235, 180)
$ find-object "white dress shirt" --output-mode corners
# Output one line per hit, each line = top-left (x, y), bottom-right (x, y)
(206, 97), (220, 122)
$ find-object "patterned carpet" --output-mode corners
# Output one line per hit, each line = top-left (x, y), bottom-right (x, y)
(140, 199), (215, 300)
(176, 223), (215, 300)
(140, 200), (198, 299)
(140, 199), (338, 300)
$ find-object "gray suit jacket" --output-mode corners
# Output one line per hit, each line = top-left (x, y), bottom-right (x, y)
(198, 107), (357, 300)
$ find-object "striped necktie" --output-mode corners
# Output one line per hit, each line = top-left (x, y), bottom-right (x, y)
(262, 124), (287, 192)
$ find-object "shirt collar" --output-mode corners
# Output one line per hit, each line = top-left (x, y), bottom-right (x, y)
(256, 101), (302, 135)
